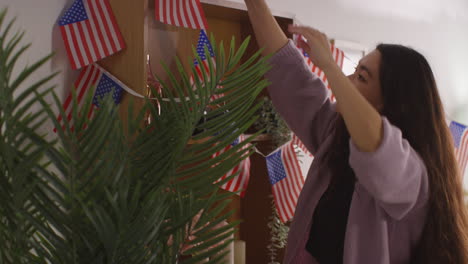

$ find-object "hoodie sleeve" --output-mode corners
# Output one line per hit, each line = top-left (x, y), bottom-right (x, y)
(265, 40), (337, 155)
(349, 117), (429, 220)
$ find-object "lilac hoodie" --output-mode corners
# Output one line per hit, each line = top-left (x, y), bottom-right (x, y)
(265, 40), (430, 264)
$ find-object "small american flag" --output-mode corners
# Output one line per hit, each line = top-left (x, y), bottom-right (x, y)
(266, 141), (305, 223)
(449, 121), (468, 177)
(56, 64), (124, 131)
(212, 135), (251, 197)
(155, 0), (208, 30)
(58, 0), (125, 70)
(191, 29), (224, 101)
(194, 29), (215, 79)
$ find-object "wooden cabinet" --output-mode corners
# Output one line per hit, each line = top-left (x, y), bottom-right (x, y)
(102, 1), (294, 262)
(98, 0), (147, 129)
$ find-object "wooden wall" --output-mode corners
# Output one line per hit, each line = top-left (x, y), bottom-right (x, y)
(100, 0), (147, 129)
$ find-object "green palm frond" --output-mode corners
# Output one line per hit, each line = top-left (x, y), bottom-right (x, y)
(0, 7), (271, 263)
(0, 8), (57, 264)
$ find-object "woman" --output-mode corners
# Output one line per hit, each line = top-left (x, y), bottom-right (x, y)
(244, 0), (468, 263)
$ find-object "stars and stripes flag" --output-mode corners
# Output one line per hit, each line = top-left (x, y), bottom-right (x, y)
(155, 0), (208, 30)
(449, 121), (468, 178)
(55, 63), (124, 131)
(212, 135), (251, 197)
(191, 29), (224, 101)
(58, 0), (125, 70)
(193, 29), (215, 80)
(266, 141), (305, 223)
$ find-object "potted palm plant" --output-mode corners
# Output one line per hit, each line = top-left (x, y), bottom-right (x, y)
(0, 8), (271, 263)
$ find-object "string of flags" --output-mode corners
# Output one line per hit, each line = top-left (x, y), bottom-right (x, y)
(57, 0), (213, 130)
(56, 1), (468, 224)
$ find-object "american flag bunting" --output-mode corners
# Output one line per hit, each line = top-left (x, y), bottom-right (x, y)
(155, 0), (208, 30)
(266, 141), (305, 223)
(58, 0), (125, 70)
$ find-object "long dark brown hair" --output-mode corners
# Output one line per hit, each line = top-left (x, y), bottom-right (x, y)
(326, 44), (468, 263)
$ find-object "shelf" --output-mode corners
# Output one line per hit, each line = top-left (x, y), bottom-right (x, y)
(187, 133), (273, 145)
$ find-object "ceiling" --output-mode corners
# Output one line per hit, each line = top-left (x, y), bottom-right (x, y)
(336, 0), (468, 23)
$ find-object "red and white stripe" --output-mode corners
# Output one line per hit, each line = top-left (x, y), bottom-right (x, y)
(304, 45), (345, 89)
(191, 57), (216, 84)
(273, 142), (305, 223)
(456, 129), (468, 177)
(60, 0), (125, 69)
(212, 135), (251, 197)
(155, 0), (208, 30)
(292, 134), (313, 157)
(56, 64), (102, 131)
(190, 58), (223, 102)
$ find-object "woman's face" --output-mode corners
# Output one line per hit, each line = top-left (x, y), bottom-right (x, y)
(347, 49), (384, 111)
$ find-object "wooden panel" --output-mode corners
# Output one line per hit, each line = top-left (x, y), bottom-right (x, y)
(204, 16), (243, 240)
(146, 20), (199, 93)
(205, 16), (242, 51)
(241, 140), (286, 263)
(99, 0), (147, 129)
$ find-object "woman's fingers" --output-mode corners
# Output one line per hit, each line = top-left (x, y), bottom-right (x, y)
(288, 24), (334, 70)
(288, 25), (321, 39)
(297, 36), (310, 52)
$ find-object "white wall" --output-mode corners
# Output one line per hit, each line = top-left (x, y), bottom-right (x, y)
(1, 0), (74, 137)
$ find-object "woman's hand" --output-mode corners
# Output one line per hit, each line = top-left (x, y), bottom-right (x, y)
(288, 25), (336, 72)
(289, 25), (383, 152)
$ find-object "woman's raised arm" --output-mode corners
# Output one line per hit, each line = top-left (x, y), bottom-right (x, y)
(244, 0), (289, 56)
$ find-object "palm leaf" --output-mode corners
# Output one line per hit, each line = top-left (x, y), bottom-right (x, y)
(0, 7), (271, 263)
